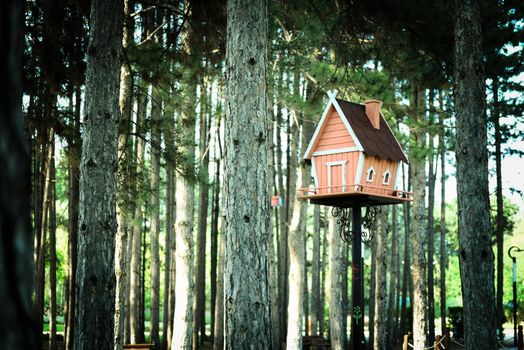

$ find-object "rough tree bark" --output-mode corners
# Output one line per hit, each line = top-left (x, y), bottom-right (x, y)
(286, 119), (308, 349)
(374, 206), (389, 350)
(130, 90), (147, 343)
(493, 80), (505, 334)
(210, 114), (222, 346)
(438, 89), (447, 338)
(74, 0), (123, 348)
(387, 205), (399, 348)
(115, 1), (134, 346)
(149, 84), (162, 350)
(320, 210), (328, 337)
(311, 205), (321, 335)
(213, 216), (225, 350)
(399, 165), (412, 337)
(172, 20), (198, 347)
(328, 213), (344, 350)
(410, 85), (428, 350)
(267, 85), (280, 350)
(194, 86), (210, 349)
(275, 67), (288, 348)
(163, 95), (176, 350)
(427, 90), (437, 345)
(65, 89), (80, 350)
(35, 129), (53, 344)
(49, 141), (57, 350)
(0, 1), (38, 347)
(454, 0), (497, 348)
(224, 0), (272, 347)
(369, 234), (377, 349)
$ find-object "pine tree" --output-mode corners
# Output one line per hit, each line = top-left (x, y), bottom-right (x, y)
(409, 85), (428, 349)
(74, 0), (123, 348)
(454, 0), (497, 348)
(374, 206), (389, 350)
(0, 1), (37, 348)
(224, 0), (272, 347)
(328, 213), (344, 350)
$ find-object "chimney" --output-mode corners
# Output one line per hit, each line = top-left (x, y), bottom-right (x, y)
(365, 100), (383, 129)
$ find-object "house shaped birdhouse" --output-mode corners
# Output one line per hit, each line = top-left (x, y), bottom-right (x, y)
(298, 91), (412, 207)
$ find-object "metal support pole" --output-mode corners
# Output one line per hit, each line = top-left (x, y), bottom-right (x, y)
(513, 256), (518, 347)
(509, 246), (523, 347)
(351, 206), (363, 350)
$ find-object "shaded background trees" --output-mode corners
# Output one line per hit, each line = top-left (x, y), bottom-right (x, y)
(19, 0), (524, 349)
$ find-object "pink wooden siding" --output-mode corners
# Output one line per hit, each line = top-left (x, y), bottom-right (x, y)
(313, 151), (360, 195)
(359, 155), (398, 195)
(313, 108), (356, 152)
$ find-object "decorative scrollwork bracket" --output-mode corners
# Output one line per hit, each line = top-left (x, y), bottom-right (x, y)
(331, 206), (381, 244)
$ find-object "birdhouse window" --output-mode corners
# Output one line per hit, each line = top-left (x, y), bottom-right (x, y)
(366, 167), (375, 183)
(382, 169), (391, 185)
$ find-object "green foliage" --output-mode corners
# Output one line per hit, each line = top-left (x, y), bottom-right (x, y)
(490, 196), (519, 239)
(448, 307), (464, 339)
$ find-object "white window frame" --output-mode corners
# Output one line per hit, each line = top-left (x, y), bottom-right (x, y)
(382, 169), (391, 185)
(366, 166), (375, 183)
(326, 160), (347, 193)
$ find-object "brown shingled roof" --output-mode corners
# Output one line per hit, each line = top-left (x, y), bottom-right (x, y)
(336, 99), (409, 164)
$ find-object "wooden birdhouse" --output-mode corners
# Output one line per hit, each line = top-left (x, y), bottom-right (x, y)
(298, 91), (412, 207)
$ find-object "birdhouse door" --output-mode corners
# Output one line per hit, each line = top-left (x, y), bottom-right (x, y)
(326, 160), (346, 194)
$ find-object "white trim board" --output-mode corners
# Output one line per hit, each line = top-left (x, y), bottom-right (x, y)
(354, 152), (365, 189)
(311, 157), (319, 188)
(312, 147), (359, 157)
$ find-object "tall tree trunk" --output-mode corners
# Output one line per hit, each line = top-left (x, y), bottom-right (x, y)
(399, 179), (411, 338)
(115, 1), (134, 346)
(387, 205), (399, 347)
(320, 210), (328, 337)
(438, 89), (447, 338)
(374, 207), (389, 350)
(328, 213), (343, 350)
(342, 244), (349, 349)
(267, 86), (281, 350)
(172, 22), (198, 347)
(140, 216), (147, 341)
(65, 83), (81, 350)
(33, 137), (43, 328)
(369, 235), (377, 349)
(410, 85), (428, 349)
(286, 120), (308, 349)
(275, 68), (288, 348)
(36, 128), (53, 343)
(0, 1), (38, 345)
(427, 90), (437, 345)
(454, 0), (497, 348)
(311, 205), (321, 336)
(163, 100), (176, 350)
(213, 217), (225, 350)
(74, 0), (123, 348)
(224, 0), (272, 347)
(210, 115), (221, 346)
(130, 90), (147, 343)
(149, 84), (162, 350)
(49, 140), (57, 350)
(194, 87), (210, 349)
(493, 80), (505, 335)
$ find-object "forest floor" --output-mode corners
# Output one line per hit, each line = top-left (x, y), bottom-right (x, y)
(41, 332), (519, 350)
